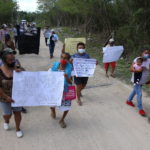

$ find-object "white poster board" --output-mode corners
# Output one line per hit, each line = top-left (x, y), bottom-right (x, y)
(12, 71), (64, 107)
(103, 46), (124, 63)
(73, 58), (96, 77)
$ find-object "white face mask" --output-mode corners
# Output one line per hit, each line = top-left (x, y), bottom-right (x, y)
(78, 49), (85, 54)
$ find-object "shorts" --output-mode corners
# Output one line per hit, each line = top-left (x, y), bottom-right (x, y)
(0, 102), (22, 115)
(105, 62), (116, 69)
(74, 76), (88, 85)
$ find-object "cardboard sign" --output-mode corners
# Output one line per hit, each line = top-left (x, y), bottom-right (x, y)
(65, 38), (86, 55)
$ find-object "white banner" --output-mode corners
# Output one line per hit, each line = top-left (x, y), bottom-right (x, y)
(103, 46), (124, 63)
(73, 58), (96, 77)
(12, 71), (64, 107)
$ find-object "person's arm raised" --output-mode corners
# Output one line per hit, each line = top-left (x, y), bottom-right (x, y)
(61, 43), (65, 53)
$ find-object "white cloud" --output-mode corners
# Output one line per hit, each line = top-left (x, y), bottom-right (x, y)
(18, 0), (37, 12)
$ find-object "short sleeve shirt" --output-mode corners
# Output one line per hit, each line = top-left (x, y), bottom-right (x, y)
(131, 57), (150, 85)
(43, 29), (51, 38)
(71, 53), (90, 59)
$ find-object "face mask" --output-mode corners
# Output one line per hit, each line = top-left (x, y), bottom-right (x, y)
(143, 54), (149, 59)
(110, 43), (114, 46)
(60, 60), (67, 66)
(7, 62), (15, 68)
(78, 49), (85, 54)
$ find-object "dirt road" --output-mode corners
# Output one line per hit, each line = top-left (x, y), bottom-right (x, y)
(0, 34), (150, 150)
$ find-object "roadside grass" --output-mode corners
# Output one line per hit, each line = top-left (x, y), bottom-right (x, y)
(57, 27), (150, 96)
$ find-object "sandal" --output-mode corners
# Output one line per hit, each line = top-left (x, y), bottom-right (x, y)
(77, 101), (82, 106)
(59, 121), (66, 128)
(110, 74), (115, 78)
(51, 110), (56, 119)
(105, 74), (109, 78)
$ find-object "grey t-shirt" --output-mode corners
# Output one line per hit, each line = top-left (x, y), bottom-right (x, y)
(131, 57), (150, 85)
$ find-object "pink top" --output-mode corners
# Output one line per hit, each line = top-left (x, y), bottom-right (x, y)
(133, 64), (145, 70)
(0, 28), (13, 42)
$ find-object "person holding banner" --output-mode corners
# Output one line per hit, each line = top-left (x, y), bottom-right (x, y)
(48, 29), (59, 59)
(127, 47), (150, 116)
(104, 38), (116, 78)
(70, 42), (98, 106)
(49, 52), (72, 128)
(0, 52), (24, 137)
(0, 49), (27, 114)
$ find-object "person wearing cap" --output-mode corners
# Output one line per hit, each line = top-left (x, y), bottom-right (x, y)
(0, 24), (13, 44)
(2, 34), (15, 51)
(103, 38), (116, 78)
(48, 29), (59, 59)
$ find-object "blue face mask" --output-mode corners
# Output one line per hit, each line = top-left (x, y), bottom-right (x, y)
(110, 43), (114, 46)
(143, 54), (149, 59)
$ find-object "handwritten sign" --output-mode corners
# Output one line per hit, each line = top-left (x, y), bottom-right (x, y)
(12, 71), (64, 107)
(73, 58), (96, 77)
(103, 46), (124, 63)
(65, 38), (86, 55)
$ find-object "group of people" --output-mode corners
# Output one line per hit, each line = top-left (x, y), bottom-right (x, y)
(43, 26), (59, 59)
(0, 24), (150, 139)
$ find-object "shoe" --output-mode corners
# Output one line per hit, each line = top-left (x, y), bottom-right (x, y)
(59, 121), (66, 128)
(16, 131), (23, 138)
(50, 55), (52, 59)
(126, 100), (135, 107)
(22, 107), (27, 113)
(51, 110), (56, 119)
(4, 123), (9, 130)
(139, 109), (146, 116)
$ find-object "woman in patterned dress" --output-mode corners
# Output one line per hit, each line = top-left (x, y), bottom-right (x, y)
(49, 52), (72, 128)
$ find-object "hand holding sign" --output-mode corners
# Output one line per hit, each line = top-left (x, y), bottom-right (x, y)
(73, 58), (96, 77)
(103, 46), (124, 63)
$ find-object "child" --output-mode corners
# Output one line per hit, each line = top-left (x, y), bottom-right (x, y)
(133, 58), (148, 85)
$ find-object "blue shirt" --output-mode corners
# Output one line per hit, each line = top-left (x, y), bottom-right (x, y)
(13, 28), (17, 36)
(71, 53), (90, 59)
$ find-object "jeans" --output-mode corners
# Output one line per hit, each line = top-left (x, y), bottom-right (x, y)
(128, 83), (143, 110)
(45, 38), (48, 45)
(49, 44), (55, 55)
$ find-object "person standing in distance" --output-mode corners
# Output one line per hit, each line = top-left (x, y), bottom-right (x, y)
(48, 29), (59, 59)
(0, 24), (13, 44)
(103, 38), (116, 78)
(13, 25), (18, 48)
(43, 25), (51, 46)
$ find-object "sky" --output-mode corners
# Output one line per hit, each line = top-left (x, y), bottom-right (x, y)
(18, 0), (38, 12)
